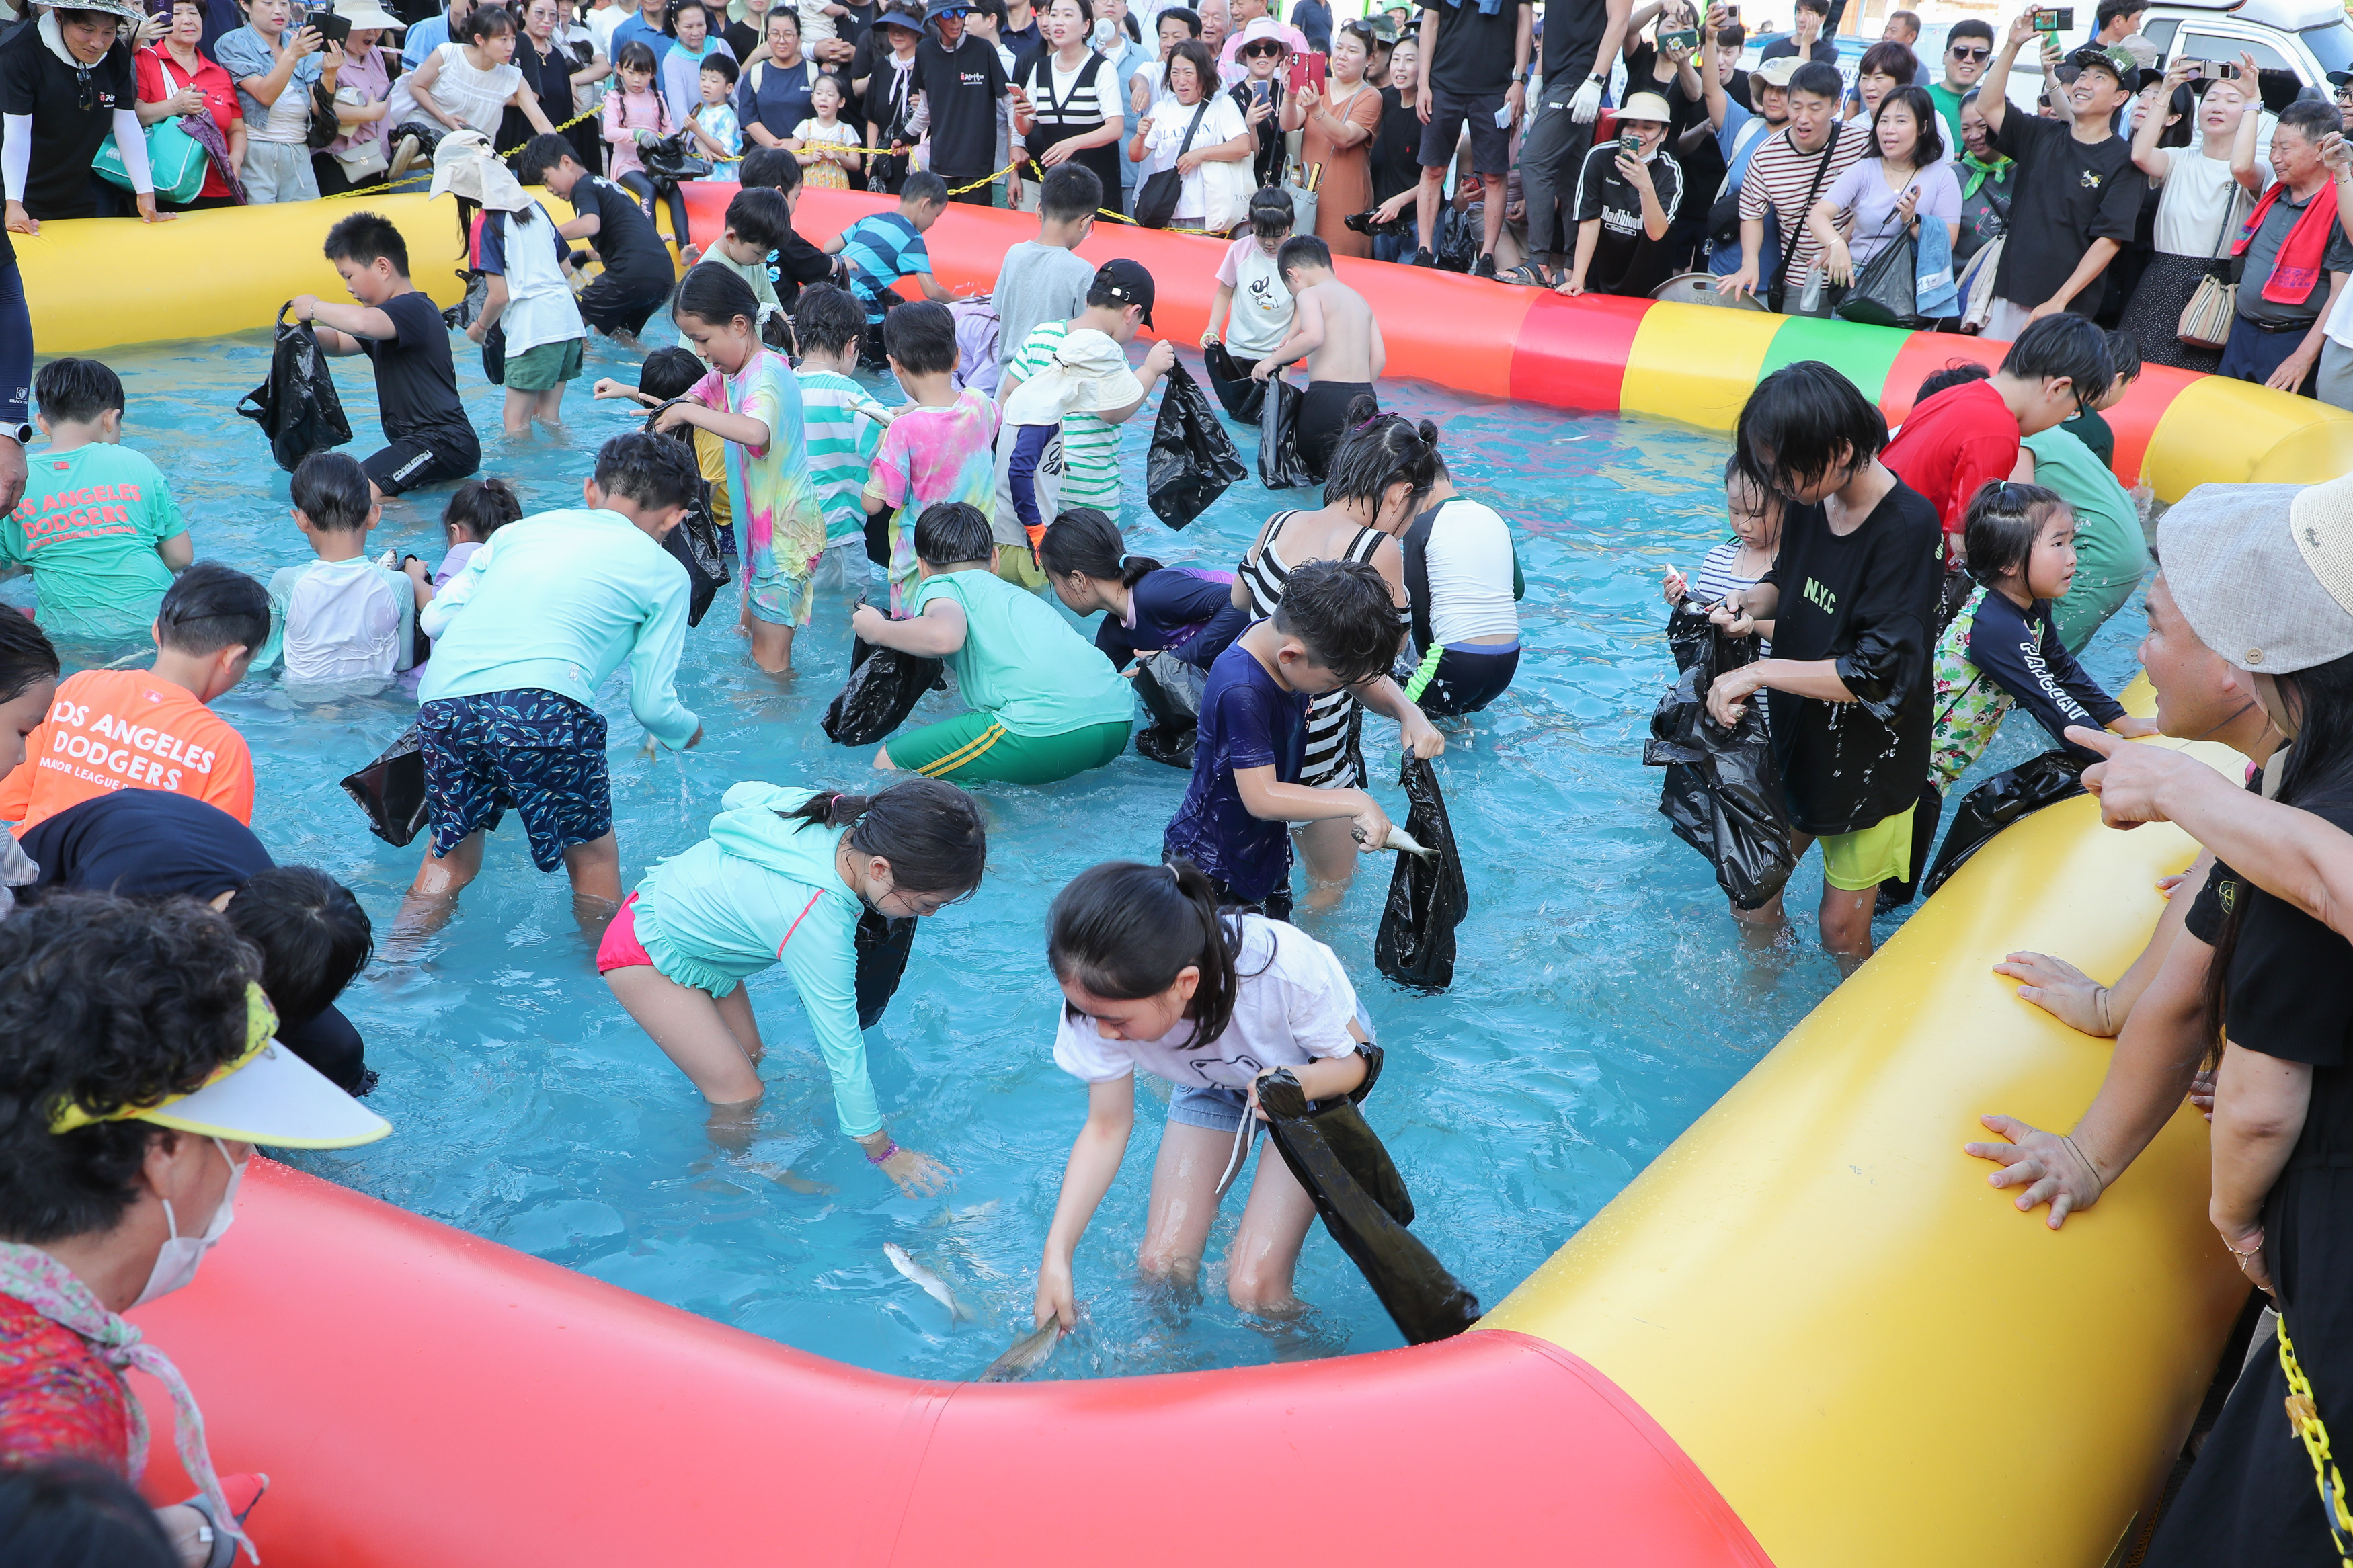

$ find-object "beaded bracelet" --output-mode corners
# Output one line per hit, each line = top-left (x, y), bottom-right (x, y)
(864, 1140), (903, 1166)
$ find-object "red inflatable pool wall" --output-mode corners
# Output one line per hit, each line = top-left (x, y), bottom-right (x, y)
(133, 1161), (1770, 1566)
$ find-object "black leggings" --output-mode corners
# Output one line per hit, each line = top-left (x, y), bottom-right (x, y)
(0, 258), (29, 430)
(1412, 641), (1519, 718)
(618, 170), (692, 251)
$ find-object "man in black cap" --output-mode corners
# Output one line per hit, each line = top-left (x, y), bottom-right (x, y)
(911, 0), (1013, 203)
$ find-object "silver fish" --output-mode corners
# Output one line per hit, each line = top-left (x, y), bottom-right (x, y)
(978, 1319), (1064, 1383)
(1355, 823), (1437, 860)
(884, 1242), (974, 1323)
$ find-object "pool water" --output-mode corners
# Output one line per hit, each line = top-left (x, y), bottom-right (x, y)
(13, 328), (2150, 1381)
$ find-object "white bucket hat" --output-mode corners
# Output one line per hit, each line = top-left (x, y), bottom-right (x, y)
(2157, 474), (2353, 673)
(429, 130), (533, 212)
(1001, 328), (1144, 426)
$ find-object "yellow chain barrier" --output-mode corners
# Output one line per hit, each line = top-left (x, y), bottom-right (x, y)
(2278, 1312), (2353, 1567)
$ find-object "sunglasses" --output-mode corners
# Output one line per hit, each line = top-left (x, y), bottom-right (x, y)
(1949, 44), (1989, 60)
(1242, 41), (1281, 56)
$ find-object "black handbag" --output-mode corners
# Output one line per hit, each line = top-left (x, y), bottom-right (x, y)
(1133, 99), (1209, 229)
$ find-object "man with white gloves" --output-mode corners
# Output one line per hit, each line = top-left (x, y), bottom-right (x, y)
(1516, 0), (1630, 288)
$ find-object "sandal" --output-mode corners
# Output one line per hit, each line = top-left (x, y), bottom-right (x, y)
(178, 1473), (269, 1568)
(1498, 263), (1550, 288)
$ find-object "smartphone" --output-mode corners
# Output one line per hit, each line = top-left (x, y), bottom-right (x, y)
(1252, 78), (1270, 102)
(1618, 128), (1642, 157)
(2031, 5), (2073, 33)
(1287, 52), (1328, 96)
(1659, 27), (1699, 50)
(310, 8), (351, 44)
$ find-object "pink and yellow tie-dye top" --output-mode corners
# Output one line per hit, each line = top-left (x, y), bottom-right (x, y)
(867, 388), (1000, 608)
(692, 349), (827, 580)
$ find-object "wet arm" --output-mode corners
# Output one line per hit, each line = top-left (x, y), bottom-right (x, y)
(1037, 1074), (1138, 1325)
(1234, 762), (1380, 826)
(854, 595), (967, 657)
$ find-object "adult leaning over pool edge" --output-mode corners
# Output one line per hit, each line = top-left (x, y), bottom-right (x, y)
(0, 894), (391, 1566)
(2, 0), (174, 231)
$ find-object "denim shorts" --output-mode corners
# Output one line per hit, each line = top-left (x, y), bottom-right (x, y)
(1167, 1083), (1251, 1134)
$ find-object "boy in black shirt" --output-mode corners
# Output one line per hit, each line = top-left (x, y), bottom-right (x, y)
(520, 133), (680, 345)
(293, 211), (482, 503)
(1705, 360), (1943, 961)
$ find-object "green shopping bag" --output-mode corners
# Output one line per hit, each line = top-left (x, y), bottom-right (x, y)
(95, 114), (209, 204)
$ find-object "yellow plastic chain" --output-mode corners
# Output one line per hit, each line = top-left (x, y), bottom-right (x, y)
(2278, 1312), (2353, 1567)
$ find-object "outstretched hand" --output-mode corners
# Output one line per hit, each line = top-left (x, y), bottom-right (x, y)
(2067, 725), (2217, 829)
(1964, 1113), (2104, 1229)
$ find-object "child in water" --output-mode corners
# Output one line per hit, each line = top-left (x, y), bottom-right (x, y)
(1927, 480), (2157, 808)
(792, 284), (891, 593)
(1032, 858), (1376, 1331)
(435, 477), (524, 589)
(1662, 454), (1784, 649)
(1039, 507), (1248, 672)
(255, 452), (433, 692)
(852, 503), (1137, 785)
(656, 265), (829, 673)
(862, 301), (999, 612)
(594, 347), (736, 553)
(599, 778), (984, 1188)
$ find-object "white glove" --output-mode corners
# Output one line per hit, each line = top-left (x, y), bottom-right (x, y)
(1569, 77), (1603, 123)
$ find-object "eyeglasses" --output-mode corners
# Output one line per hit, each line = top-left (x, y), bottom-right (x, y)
(1949, 44), (1989, 60)
(2336, 87), (2353, 102)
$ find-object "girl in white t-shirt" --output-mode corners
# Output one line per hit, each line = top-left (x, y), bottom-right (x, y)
(1033, 860), (1373, 1331)
(1200, 189), (1297, 419)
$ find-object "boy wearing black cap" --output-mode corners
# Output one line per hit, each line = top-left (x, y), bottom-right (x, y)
(1974, 21), (2142, 341)
(1249, 234), (1384, 482)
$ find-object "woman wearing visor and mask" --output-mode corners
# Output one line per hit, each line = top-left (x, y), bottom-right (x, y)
(0, 893), (391, 1568)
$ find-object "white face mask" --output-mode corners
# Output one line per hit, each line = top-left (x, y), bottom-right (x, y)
(131, 1138), (245, 1310)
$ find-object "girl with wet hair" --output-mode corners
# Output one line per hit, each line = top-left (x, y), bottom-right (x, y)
(598, 778), (986, 1191)
(1040, 506), (1250, 671)
(1386, 413), (1524, 718)
(1031, 858), (1374, 1331)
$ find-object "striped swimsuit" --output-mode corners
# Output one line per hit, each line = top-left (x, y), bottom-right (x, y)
(1235, 511), (1382, 790)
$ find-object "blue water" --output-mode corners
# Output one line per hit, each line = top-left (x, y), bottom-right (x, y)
(13, 329), (2149, 1380)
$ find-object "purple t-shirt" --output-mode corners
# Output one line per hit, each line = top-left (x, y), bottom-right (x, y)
(1162, 638), (1307, 902)
(1095, 567), (1250, 671)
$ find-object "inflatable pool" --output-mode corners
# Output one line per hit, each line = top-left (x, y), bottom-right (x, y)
(53, 192), (2274, 1564)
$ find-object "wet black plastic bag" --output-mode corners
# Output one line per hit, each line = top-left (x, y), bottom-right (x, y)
(1201, 340), (1267, 425)
(339, 723), (429, 848)
(645, 399), (731, 627)
(823, 620), (946, 746)
(1920, 749), (2086, 900)
(1131, 651), (1207, 769)
(1146, 362), (1248, 529)
(853, 908), (917, 1029)
(1257, 1050), (1480, 1346)
(237, 303), (353, 472)
(1644, 604), (1796, 911)
(1374, 756), (1470, 991)
(1257, 375), (1312, 491)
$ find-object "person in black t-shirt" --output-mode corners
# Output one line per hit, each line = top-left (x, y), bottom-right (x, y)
(19, 790), (381, 1094)
(740, 146), (844, 308)
(1560, 90), (1682, 296)
(1755, 0), (1836, 66)
(1975, 22), (2141, 339)
(0, 1), (164, 224)
(521, 132), (680, 341)
(1407, 0), (1532, 276)
(292, 210), (482, 501)
(911, 0), (1010, 201)
(1704, 361), (1942, 961)
(1517, 0), (1625, 282)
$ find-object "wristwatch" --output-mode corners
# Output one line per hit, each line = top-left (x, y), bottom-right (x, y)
(1, 423), (27, 445)
(1511, 67), (1527, 81)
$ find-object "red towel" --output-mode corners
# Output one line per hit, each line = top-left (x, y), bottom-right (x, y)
(2233, 181), (2340, 306)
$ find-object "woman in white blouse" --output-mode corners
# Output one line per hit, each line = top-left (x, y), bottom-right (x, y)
(2117, 53), (2267, 374)
(1127, 38), (1249, 233)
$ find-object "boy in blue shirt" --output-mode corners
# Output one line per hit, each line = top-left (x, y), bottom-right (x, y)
(1166, 557), (1438, 920)
(826, 171), (966, 366)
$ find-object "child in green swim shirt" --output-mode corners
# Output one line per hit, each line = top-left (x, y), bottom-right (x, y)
(850, 502), (1136, 786)
(0, 359), (190, 641)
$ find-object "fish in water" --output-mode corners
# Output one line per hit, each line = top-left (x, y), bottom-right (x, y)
(884, 1242), (974, 1324)
(1354, 823), (1437, 860)
(978, 1319), (1064, 1383)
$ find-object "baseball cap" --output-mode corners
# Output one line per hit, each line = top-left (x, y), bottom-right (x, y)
(1618, 91), (1673, 124)
(49, 983), (391, 1149)
(2329, 69), (2353, 87)
(1094, 258), (1154, 328)
(2064, 44), (2137, 87)
(2157, 477), (2353, 673)
(1753, 56), (1799, 89)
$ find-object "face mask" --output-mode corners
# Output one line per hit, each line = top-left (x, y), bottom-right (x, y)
(131, 1139), (245, 1310)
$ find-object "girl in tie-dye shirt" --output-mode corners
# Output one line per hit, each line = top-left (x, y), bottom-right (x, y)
(859, 302), (1002, 612)
(662, 267), (827, 673)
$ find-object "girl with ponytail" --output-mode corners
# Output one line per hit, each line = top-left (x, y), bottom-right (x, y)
(1033, 858), (1373, 1331)
(655, 262), (828, 677)
(1040, 507), (1250, 671)
(598, 778), (986, 1191)
(1388, 418), (1526, 718)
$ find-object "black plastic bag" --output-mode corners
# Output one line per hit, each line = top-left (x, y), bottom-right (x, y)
(237, 303), (353, 472)
(823, 619), (946, 746)
(1644, 603), (1796, 911)
(441, 267), (489, 331)
(1374, 755), (1469, 991)
(852, 908), (917, 1029)
(1257, 1050), (1480, 1346)
(645, 399), (731, 627)
(1132, 651), (1206, 769)
(340, 723), (429, 848)
(1201, 340), (1266, 425)
(1258, 375), (1312, 491)
(1147, 362), (1248, 529)
(640, 134), (711, 182)
(1920, 749), (2086, 900)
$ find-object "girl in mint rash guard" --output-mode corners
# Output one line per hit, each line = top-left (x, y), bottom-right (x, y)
(1033, 859), (1377, 1331)
(1927, 481), (2155, 802)
(655, 265), (828, 676)
(851, 503), (1138, 786)
(598, 778), (985, 1192)
(1039, 507), (1250, 672)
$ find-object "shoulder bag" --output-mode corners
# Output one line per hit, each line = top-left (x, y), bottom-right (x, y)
(1133, 98), (1209, 229)
(2178, 181), (2243, 352)
(95, 58), (211, 202)
(1766, 122), (1839, 315)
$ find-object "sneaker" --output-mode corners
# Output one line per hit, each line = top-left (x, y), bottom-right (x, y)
(1472, 252), (1498, 279)
(387, 134), (422, 181)
(1410, 247), (1437, 267)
